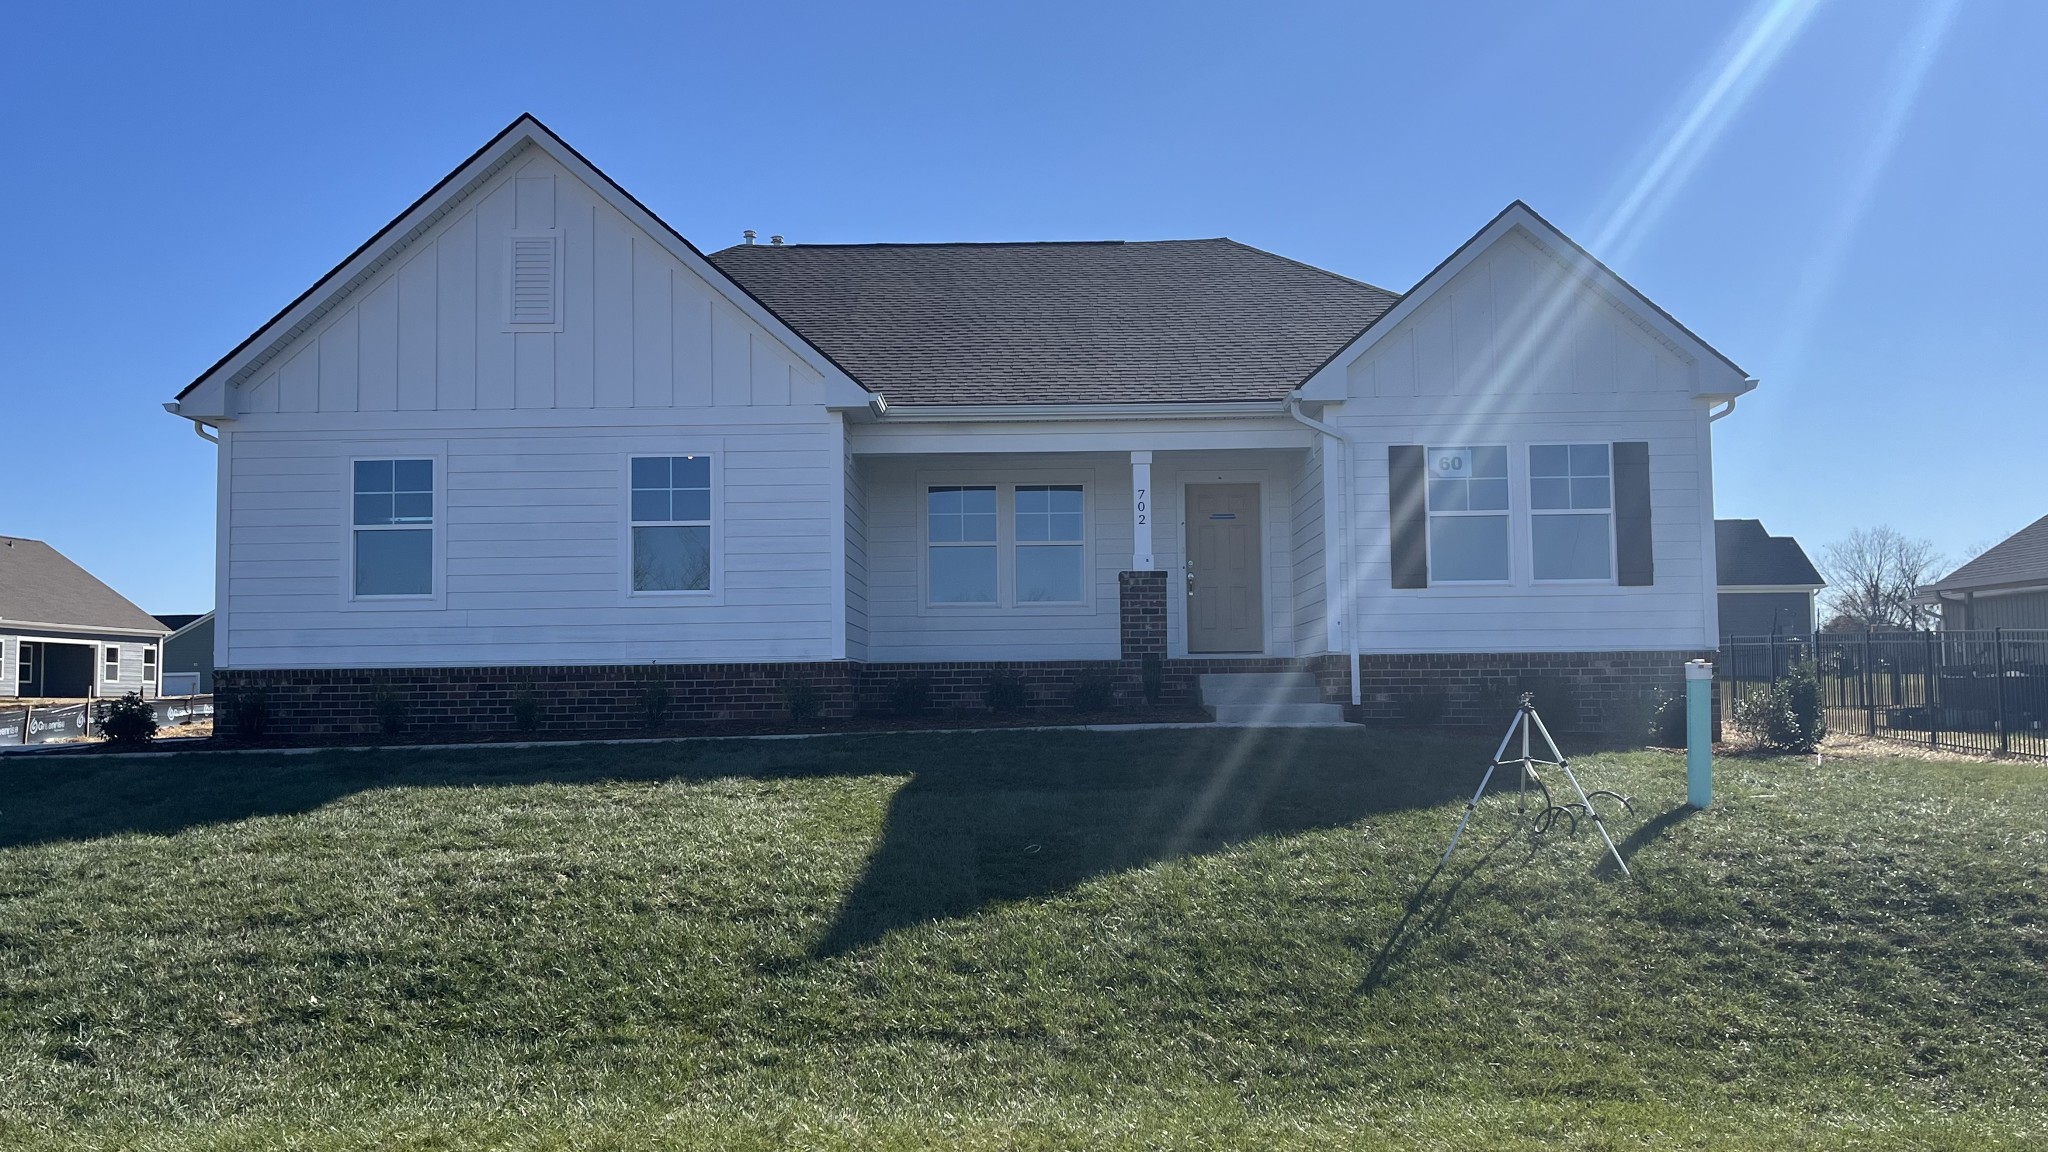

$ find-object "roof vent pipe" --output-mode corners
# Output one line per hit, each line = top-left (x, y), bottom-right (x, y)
(770, 235), (784, 246)
(743, 230), (756, 245)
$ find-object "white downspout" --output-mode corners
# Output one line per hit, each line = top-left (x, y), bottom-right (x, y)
(1286, 396), (1361, 706)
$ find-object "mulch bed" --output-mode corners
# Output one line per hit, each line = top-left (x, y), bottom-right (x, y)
(17, 708), (1218, 755)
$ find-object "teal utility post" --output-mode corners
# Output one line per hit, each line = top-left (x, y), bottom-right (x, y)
(1685, 659), (1713, 809)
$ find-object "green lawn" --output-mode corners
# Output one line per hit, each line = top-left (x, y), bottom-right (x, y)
(1, 728), (2043, 1150)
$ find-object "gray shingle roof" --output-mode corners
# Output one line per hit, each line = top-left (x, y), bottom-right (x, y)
(0, 537), (167, 634)
(707, 239), (1399, 405)
(1928, 513), (2048, 593)
(1715, 520), (1824, 588)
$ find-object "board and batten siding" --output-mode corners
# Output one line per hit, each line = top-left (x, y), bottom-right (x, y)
(1328, 228), (1720, 653)
(216, 148), (845, 671)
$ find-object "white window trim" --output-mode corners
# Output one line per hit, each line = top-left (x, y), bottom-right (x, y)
(1424, 444), (1513, 586)
(1528, 442), (1618, 585)
(503, 231), (565, 333)
(917, 469), (1096, 615)
(622, 448), (724, 602)
(1012, 484), (1089, 607)
(344, 449), (446, 609)
(924, 484), (1001, 607)
(102, 644), (122, 683)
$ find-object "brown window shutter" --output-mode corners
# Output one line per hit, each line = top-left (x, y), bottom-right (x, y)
(1614, 441), (1654, 586)
(1389, 444), (1428, 589)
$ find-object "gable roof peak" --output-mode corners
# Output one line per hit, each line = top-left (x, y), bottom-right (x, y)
(173, 113), (870, 409)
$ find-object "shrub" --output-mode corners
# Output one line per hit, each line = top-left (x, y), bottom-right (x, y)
(1140, 654), (1165, 707)
(1071, 668), (1118, 713)
(510, 683), (542, 734)
(1734, 660), (1828, 752)
(887, 675), (933, 718)
(781, 678), (823, 724)
(1475, 673), (1583, 731)
(1599, 687), (1690, 748)
(1398, 692), (1448, 728)
(639, 683), (673, 729)
(1651, 690), (1689, 747)
(228, 686), (270, 741)
(370, 682), (408, 738)
(94, 692), (157, 746)
(986, 670), (1029, 713)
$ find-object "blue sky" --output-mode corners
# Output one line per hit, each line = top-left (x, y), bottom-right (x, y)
(3, 0), (2040, 612)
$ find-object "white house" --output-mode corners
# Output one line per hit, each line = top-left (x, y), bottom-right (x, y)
(166, 115), (1756, 738)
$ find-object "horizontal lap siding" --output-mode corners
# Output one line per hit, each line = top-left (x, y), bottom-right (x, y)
(218, 143), (847, 672)
(1291, 446), (1327, 654)
(864, 453), (1131, 662)
(845, 446), (869, 661)
(1332, 229), (1716, 654)
(224, 419), (841, 668)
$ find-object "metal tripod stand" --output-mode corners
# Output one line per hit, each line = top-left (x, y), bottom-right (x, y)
(1438, 693), (1634, 875)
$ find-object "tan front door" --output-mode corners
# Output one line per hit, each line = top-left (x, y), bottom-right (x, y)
(1186, 483), (1263, 653)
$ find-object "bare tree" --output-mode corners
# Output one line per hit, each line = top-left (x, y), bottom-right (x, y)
(1817, 526), (1945, 630)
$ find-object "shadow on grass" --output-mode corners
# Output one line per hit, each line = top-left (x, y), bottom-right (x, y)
(0, 726), (1483, 957)
(1354, 818), (1559, 996)
(812, 726), (1475, 955)
(1593, 801), (1695, 879)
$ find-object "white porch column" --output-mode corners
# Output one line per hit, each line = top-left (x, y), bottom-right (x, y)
(1131, 450), (1155, 570)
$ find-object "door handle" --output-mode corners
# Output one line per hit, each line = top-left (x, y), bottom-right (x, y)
(1185, 562), (1196, 596)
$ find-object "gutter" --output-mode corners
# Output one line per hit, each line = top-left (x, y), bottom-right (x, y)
(1285, 395), (1361, 706)
(877, 400), (1292, 423)
(163, 400), (220, 444)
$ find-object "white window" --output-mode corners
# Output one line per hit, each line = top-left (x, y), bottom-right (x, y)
(927, 486), (998, 604)
(631, 455), (713, 592)
(353, 459), (435, 597)
(143, 646), (157, 678)
(1014, 485), (1085, 603)
(103, 645), (121, 682)
(1426, 446), (1510, 582)
(1529, 444), (1613, 581)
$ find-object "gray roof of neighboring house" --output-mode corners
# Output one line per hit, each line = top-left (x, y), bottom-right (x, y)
(1927, 513), (2048, 593)
(707, 239), (1400, 405)
(1715, 519), (1825, 588)
(0, 536), (167, 634)
(153, 613), (209, 634)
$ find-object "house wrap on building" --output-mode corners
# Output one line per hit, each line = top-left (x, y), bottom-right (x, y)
(165, 116), (1758, 738)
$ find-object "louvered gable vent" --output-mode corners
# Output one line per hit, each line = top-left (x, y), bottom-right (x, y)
(506, 233), (560, 328)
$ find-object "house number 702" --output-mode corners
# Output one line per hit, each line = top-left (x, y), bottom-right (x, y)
(1135, 488), (1147, 525)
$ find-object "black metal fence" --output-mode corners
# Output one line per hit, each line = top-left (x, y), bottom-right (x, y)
(1720, 630), (2048, 761)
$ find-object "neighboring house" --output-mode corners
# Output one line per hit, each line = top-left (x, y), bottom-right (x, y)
(154, 612), (215, 694)
(164, 115), (1759, 738)
(1, 536), (168, 700)
(1925, 514), (2048, 631)
(1714, 519), (1825, 638)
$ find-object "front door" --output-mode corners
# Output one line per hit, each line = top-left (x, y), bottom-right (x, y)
(1186, 483), (1263, 653)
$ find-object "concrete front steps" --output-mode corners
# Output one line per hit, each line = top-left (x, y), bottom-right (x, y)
(1198, 671), (1349, 726)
